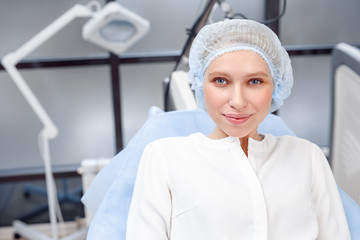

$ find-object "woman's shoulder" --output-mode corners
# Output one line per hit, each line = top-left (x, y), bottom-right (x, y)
(275, 134), (312, 144)
(147, 133), (202, 148)
(261, 135), (327, 168)
(142, 133), (207, 165)
(270, 134), (323, 152)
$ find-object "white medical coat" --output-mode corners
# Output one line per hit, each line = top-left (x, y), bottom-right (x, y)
(126, 133), (350, 240)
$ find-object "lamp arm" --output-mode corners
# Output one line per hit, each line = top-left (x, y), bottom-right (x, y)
(6, 4), (92, 64)
(1, 62), (58, 139)
(1, 4), (93, 139)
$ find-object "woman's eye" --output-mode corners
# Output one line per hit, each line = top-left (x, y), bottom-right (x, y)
(215, 78), (227, 85)
(249, 79), (262, 85)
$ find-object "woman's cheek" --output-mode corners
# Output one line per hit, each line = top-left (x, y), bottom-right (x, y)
(204, 87), (226, 108)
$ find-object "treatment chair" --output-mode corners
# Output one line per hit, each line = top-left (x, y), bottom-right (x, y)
(82, 107), (360, 240)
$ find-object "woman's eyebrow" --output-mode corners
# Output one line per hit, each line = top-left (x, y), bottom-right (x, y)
(205, 71), (231, 78)
(246, 71), (271, 78)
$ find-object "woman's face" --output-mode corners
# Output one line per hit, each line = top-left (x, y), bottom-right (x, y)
(203, 50), (274, 140)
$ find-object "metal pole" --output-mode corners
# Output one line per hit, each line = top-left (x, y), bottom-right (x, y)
(264, 0), (281, 36)
(109, 53), (123, 152)
(106, 0), (123, 152)
(265, 0), (281, 115)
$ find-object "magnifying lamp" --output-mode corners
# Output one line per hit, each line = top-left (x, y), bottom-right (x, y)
(1, 1), (149, 239)
(82, 2), (150, 54)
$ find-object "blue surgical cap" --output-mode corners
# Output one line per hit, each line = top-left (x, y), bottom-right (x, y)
(188, 19), (293, 113)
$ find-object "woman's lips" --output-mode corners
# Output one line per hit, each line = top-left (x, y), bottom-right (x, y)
(223, 113), (252, 125)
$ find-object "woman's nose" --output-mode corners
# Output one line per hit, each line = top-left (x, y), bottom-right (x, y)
(229, 88), (247, 110)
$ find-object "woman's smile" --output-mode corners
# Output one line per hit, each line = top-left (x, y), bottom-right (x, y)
(222, 113), (252, 125)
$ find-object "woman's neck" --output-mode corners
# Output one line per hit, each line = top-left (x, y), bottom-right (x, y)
(208, 128), (263, 157)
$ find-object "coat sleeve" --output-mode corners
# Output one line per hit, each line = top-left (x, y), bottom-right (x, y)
(126, 143), (172, 240)
(311, 144), (351, 240)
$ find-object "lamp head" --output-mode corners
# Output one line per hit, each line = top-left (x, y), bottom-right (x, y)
(82, 2), (150, 54)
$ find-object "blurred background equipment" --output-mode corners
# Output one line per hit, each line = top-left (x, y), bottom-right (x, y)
(330, 42), (360, 205)
(1, 1), (149, 239)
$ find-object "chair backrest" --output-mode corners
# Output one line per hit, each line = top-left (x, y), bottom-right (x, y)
(330, 43), (360, 205)
(165, 71), (198, 111)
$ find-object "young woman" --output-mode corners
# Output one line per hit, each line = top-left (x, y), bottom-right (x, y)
(126, 19), (350, 240)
